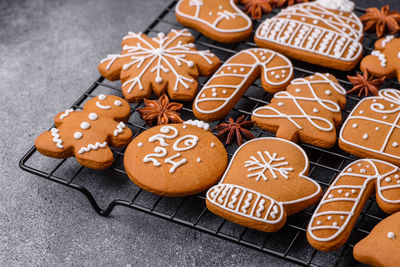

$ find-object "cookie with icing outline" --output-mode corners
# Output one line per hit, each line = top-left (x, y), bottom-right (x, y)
(339, 89), (400, 166)
(193, 48), (293, 122)
(254, 0), (364, 71)
(124, 120), (227, 197)
(35, 95), (133, 170)
(354, 212), (400, 267)
(361, 36), (400, 82)
(175, 0), (252, 43)
(252, 73), (346, 149)
(307, 159), (400, 251)
(98, 29), (221, 102)
(206, 137), (321, 232)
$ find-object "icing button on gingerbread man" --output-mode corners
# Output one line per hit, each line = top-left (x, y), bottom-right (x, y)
(35, 95), (133, 170)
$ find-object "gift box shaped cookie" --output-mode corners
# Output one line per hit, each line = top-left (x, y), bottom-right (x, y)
(254, 0), (363, 70)
(340, 89), (400, 166)
(206, 137), (321, 232)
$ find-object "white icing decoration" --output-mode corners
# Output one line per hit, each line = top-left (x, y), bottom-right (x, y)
(381, 35), (394, 48)
(228, 189), (240, 209)
(352, 123), (358, 128)
(143, 147), (167, 166)
(325, 90), (332, 96)
(114, 100), (122, 106)
(241, 193), (252, 213)
(73, 132), (82, 139)
(78, 142), (107, 154)
(88, 113), (98, 121)
(138, 142), (143, 147)
(183, 119), (210, 130)
(387, 232), (396, 240)
(59, 109), (74, 120)
(50, 128), (63, 149)
(371, 50), (387, 67)
(197, 158), (201, 162)
(211, 142), (215, 147)
(256, 199), (266, 217)
(80, 122), (90, 130)
(245, 151), (294, 181)
(96, 101), (111, 110)
(113, 122), (126, 137)
(173, 135), (199, 151)
(393, 142), (399, 147)
(164, 153), (187, 173)
(98, 94), (106, 100)
(363, 134), (368, 140)
(148, 126), (178, 146)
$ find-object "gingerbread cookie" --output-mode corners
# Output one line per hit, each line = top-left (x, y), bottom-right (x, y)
(252, 73), (346, 148)
(175, 0), (252, 43)
(193, 48), (293, 122)
(35, 95), (133, 170)
(206, 137), (321, 232)
(360, 36), (400, 82)
(124, 120), (227, 197)
(339, 89), (400, 166)
(98, 29), (221, 103)
(307, 159), (400, 252)
(254, 0), (364, 71)
(354, 212), (400, 267)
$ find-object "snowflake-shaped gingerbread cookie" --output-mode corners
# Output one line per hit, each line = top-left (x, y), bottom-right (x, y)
(98, 29), (221, 102)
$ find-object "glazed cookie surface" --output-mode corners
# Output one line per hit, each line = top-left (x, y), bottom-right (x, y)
(35, 95), (133, 170)
(206, 137), (321, 232)
(175, 0), (252, 43)
(124, 121), (227, 197)
(307, 159), (400, 252)
(98, 29), (220, 102)
(252, 73), (346, 148)
(193, 48), (293, 122)
(254, 0), (363, 70)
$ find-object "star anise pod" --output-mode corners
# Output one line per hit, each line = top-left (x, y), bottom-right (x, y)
(274, 0), (310, 8)
(347, 70), (386, 97)
(137, 94), (183, 126)
(240, 0), (275, 20)
(215, 115), (255, 146)
(361, 5), (400, 38)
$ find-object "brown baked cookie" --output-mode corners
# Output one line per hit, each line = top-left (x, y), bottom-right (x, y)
(252, 73), (346, 148)
(206, 137), (321, 232)
(360, 36), (400, 82)
(307, 159), (400, 252)
(354, 212), (400, 267)
(98, 29), (220, 102)
(193, 48), (293, 122)
(339, 89), (400, 166)
(254, 0), (364, 70)
(124, 120), (227, 197)
(35, 95), (133, 170)
(175, 0), (252, 43)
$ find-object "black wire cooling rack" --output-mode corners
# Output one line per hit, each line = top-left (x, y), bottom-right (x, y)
(19, 1), (400, 266)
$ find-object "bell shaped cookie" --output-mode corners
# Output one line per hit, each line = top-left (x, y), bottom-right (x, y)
(206, 137), (321, 232)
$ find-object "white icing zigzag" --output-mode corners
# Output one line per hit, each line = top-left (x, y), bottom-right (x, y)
(183, 119), (210, 130)
(50, 128), (64, 149)
(113, 122), (126, 137)
(78, 142), (107, 154)
(59, 109), (74, 120)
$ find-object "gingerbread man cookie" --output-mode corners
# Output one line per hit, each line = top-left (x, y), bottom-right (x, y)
(193, 48), (293, 122)
(124, 120), (227, 197)
(361, 36), (400, 82)
(340, 89), (400, 166)
(206, 137), (321, 232)
(254, 0), (364, 70)
(307, 159), (400, 252)
(252, 73), (346, 148)
(175, 0), (252, 43)
(35, 95), (133, 170)
(98, 29), (221, 102)
(354, 212), (400, 267)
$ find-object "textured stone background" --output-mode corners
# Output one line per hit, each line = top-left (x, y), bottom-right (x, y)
(1, 0), (398, 266)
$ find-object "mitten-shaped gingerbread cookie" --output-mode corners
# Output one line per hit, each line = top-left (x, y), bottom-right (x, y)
(98, 29), (221, 102)
(252, 73), (346, 148)
(206, 137), (321, 232)
(124, 120), (227, 197)
(354, 212), (400, 267)
(307, 159), (400, 251)
(35, 95), (133, 170)
(175, 0), (252, 43)
(254, 0), (363, 70)
(193, 48), (293, 121)
(361, 36), (400, 82)
(340, 89), (400, 166)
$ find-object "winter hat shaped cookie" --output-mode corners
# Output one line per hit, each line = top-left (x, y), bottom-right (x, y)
(124, 120), (227, 197)
(206, 137), (321, 232)
(175, 0), (252, 43)
(254, 0), (363, 70)
(307, 159), (400, 251)
(35, 95), (133, 170)
(98, 29), (221, 102)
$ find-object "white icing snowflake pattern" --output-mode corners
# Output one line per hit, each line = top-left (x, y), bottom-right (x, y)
(245, 151), (294, 181)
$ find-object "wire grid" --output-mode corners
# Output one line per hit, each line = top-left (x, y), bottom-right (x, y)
(19, 1), (400, 266)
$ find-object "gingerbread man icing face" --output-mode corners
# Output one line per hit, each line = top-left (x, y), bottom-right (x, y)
(35, 95), (132, 170)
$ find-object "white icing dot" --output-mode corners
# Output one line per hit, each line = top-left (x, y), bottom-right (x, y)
(155, 76), (163, 84)
(393, 142), (399, 147)
(316, 220), (322, 225)
(340, 216), (345, 220)
(333, 222), (338, 226)
(327, 216), (332, 220)
(222, 90), (227, 94)
(221, 71), (224, 74)
(282, 70), (286, 74)
(395, 174), (399, 179)
(98, 94), (106, 100)
(345, 192), (350, 197)
(313, 108), (319, 113)
(212, 92), (217, 97)
(209, 11), (212, 16)
(363, 134), (368, 140)
(240, 67), (245, 72)
(137, 142), (143, 147)
(375, 127), (380, 131)
(313, 20), (318, 24)
(114, 100), (122, 106)
(271, 71), (276, 75)
(325, 90), (332, 96)
(359, 110), (364, 115)
(88, 113), (98, 121)
(278, 102), (284, 106)
(309, 76), (314, 79)
(275, 74), (280, 79)
(227, 67), (231, 70)
(212, 88), (217, 92)
(301, 18), (306, 21)
(211, 142), (215, 147)
(261, 56), (266, 60)
(287, 15), (291, 18)
(391, 104), (395, 107)
(295, 88), (301, 93)
(351, 189), (356, 194)
(219, 5), (223, 9)
(360, 169), (366, 173)
(373, 99), (377, 102)
(197, 158), (201, 163)
(398, 181), (400, 184)
(387, 232), (396, 240)
(383, 115), (388, 119)
(352, 123), (358, 128)
(201, 94), (206, 98)
(328, 194), (333, 199)
(73, 132), (82, 139)
(357, 163), (362, 167)
(347, 168), (353, 172)
(183, 125), (188, 129)
(385, 177), (392, 182)
(259, 52), (264, 56)
(188, 60), (194, 67)
(80, 122), (90, 130)
(338, 189), (343, 194)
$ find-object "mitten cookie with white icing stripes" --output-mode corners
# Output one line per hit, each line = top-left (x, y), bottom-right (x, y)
(206, 137), (321, 232)
(35, 95), (132, 170)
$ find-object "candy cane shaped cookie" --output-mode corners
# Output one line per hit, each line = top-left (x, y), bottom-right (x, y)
(193, 48), (293, 121)
(307, 159), (400, 251)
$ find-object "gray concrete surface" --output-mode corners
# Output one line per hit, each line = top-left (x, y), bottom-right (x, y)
(1, 0), (399, 266)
